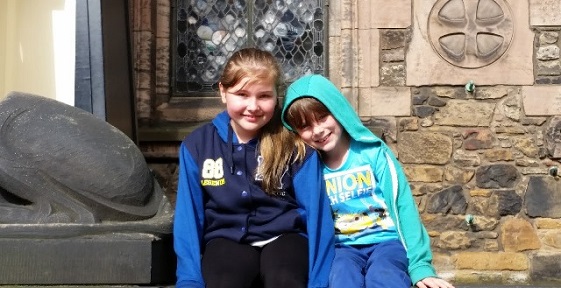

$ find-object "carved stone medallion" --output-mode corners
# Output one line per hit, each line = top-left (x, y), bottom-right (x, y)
(428, 0), (514, 68)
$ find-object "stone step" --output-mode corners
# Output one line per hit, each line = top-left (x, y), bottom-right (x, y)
(4, 285), (561, 288)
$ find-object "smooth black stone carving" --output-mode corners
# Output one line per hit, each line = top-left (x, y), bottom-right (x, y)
(0, 92), (165, 225)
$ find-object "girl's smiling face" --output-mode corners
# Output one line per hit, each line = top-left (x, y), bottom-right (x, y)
(294, 113), (346, 155)
(286, 97), (351, 168)
(220, 76), (277, 143)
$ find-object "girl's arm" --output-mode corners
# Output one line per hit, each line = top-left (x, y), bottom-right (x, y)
(375, 144), (437, 284)
(293, 151), (335, 288)
(174, 143), (206, 288)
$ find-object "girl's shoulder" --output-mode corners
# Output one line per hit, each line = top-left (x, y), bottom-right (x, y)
(183, 112), (230, 144)
(182, 122), (223, 149)
(351, 138), (384, 153)
(183, 122), (211, 140)
(302, 143), (321, 161)
(286, 144), (318, 172)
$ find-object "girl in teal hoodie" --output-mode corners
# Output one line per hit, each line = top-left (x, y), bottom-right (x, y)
(281, 74), (454, 288)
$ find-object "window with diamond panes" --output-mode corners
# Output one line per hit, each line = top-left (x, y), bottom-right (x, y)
(173, 0), (326, 95)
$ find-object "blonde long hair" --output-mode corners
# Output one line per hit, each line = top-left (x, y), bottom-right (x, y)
(219, 48), (306, 195)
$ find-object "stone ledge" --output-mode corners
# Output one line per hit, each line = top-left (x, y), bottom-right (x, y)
(138, 123), (205, 159)
(0, 202), (176, 286)
(0, 233), (176, 285)
(1, 285), (559, 288)
(138, 122), (206, 142)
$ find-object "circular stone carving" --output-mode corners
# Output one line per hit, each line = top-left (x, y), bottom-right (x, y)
(428, 0), (514, 68)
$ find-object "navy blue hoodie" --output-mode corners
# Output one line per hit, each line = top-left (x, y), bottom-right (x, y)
(174, 111), (335, 288)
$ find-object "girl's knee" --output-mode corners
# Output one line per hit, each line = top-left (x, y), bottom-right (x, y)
(262, 269), (307, 288)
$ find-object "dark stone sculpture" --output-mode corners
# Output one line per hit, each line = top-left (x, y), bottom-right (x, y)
(0, 92), (175, 285)
(0, 92), (172, 236)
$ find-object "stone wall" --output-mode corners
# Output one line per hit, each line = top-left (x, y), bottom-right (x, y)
(131, 0), (561, 284)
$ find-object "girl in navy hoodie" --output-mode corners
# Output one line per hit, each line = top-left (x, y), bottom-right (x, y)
(173, 48), (334, 288)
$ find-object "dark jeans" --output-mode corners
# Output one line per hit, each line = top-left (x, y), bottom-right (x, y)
(202, 233), (309, 288)
(330, 239), (411, 288)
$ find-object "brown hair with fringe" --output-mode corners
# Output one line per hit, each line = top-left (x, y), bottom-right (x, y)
(284, 97), (331, 131)
(219, 47), (306, 195)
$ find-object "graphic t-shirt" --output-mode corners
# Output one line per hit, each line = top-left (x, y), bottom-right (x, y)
(324, 140), (399, 245)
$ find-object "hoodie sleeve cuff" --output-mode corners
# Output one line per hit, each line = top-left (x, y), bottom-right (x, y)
(409, 264), (438, 285)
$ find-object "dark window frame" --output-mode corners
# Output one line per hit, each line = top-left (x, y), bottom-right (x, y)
(75, 0), (137, 142)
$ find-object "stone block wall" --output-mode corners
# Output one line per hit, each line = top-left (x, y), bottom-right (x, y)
(131, 0), (561, 284)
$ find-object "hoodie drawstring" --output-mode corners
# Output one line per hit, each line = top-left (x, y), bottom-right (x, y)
(228, 124), (234, 174)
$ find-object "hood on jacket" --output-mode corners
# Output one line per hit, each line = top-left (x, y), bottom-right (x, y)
(281, 74), (383, 144)
(212, 111), (232, 143)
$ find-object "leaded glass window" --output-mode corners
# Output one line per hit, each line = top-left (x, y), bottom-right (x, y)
(173, 0), (326, 95)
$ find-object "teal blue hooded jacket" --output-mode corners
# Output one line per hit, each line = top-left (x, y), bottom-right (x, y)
(281, 74), (439, 285)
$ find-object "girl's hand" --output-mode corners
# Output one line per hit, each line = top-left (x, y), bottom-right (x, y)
(415, 277), (455, 288)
